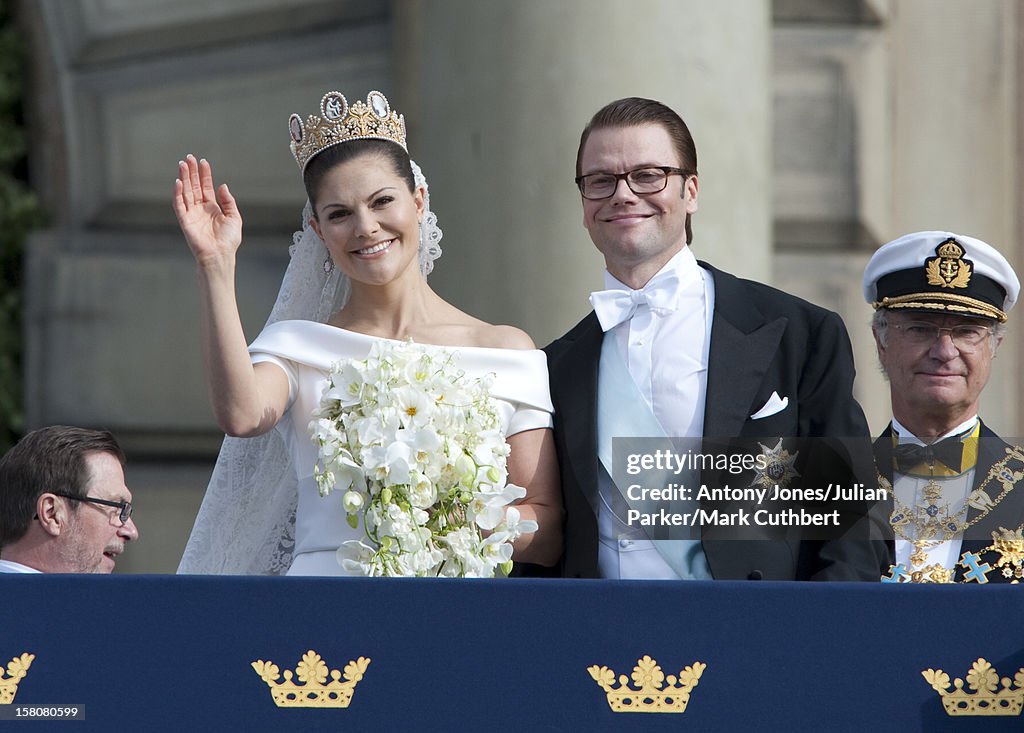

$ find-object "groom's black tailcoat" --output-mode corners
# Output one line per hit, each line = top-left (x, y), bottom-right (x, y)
(545, 261), (893, 580)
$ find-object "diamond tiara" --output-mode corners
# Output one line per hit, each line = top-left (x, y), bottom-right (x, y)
(288, 90), (407, 171)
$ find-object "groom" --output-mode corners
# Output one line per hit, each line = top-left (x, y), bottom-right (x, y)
(546, 97), (891, 580)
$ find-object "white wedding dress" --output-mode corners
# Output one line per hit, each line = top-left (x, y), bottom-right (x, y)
(235, 320), (552, 576)
(175, 159), (548, 576)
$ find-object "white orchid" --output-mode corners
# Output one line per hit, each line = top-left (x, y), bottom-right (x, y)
(408, 471), (438, 509)
(314, 449), (365, 497)
(337, 541), (375, 575)
(401, 426), (443, 472)
(350, 415), (386, 448)
(322, 360), (365, 406)
(481, 533), (515, 565)
(470, 483), (528, 531)
(501, 505), (538, 539)
(342, 490), (365, 514)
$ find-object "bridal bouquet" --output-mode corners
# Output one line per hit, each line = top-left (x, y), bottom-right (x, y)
(310, 340), (537, 577)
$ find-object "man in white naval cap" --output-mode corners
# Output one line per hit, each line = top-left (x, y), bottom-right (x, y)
(864, 230), (1024, 583)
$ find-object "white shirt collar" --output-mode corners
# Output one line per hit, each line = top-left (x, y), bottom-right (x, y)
(891, 415), (979, 445)
(0, 559), (42, 573)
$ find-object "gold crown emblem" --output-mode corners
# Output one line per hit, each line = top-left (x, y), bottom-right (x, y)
(288, 90), (406, 171)
(588, 655), (705, 714)
(925, 237), (972, 289)
(922, 658), (1024, 716)
(936, 239), (965, 259)
(251, 650), (370, 708)
(0, 653), (34, 705)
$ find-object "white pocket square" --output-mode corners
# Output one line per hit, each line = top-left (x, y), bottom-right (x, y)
(750, 391), (789, 420)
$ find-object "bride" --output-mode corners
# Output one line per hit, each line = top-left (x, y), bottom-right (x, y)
(173, 90), (562, 575)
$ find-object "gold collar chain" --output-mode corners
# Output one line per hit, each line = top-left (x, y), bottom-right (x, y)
(879, 444), (1024, 581)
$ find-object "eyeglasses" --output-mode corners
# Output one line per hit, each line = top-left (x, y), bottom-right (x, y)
(53, 492), (133, 524)
(575, 166), (690, 200)
(888, 321), (995, 351)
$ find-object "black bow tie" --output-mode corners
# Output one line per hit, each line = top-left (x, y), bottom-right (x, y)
(892, 436), (965, 474)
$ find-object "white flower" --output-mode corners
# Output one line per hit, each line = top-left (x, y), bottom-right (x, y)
(404, 427), (443, 471)
(403, 352), (436, 386)
(361, 441), (413, 488)
(453, 452), (477, 487)
(393, 385), (434, 428)
(470, 483), (528, 531)
(351, 415), (386, 448)
(408, 471), (437, 509)
(383, 442), (413, 487)
(323, 360), (365, 406)
(342, 490), (365, 513)
(337, 541), (375, 575)
(326, 452), (366, 496)
(501, 505), (538, 540)
(443, 526), (479, 556)
(481, 533), (514, 566)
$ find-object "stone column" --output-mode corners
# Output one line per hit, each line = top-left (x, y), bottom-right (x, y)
(890, 0), (1019, 434)
(394, 0), (772, 345)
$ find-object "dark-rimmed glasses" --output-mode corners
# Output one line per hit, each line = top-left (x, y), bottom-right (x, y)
(53, 492), (133, 524)
(888, 321), (994, 352)
(575, 166), (690, 200)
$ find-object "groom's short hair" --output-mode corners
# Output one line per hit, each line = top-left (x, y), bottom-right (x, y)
(575, 97), (698, 179)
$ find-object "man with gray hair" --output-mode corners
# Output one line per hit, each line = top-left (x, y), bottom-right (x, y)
(864, 230), (1024, 583)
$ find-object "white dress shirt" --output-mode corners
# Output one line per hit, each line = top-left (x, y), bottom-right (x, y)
(603, 246), (714, 438)
(592, 247), (715, 579)
(890, 415), (979, 571)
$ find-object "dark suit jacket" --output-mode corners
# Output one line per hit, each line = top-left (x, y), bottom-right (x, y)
(545, 261), (892, 580)
(875, 420), (1024, 583)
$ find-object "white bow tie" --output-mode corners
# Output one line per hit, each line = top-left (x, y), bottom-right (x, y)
(589, 270), (681, 331)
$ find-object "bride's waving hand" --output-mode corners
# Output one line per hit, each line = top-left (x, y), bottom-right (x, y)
(173, 153), (289, 437)
(173, 155), (243, 266)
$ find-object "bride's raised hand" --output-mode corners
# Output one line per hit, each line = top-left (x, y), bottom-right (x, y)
(173, 154), (243, 267)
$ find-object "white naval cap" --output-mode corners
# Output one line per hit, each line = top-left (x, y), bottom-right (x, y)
(863, 230), (1019, 322)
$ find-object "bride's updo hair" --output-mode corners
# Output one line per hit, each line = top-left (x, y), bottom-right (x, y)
(303, 139), (416, 210)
